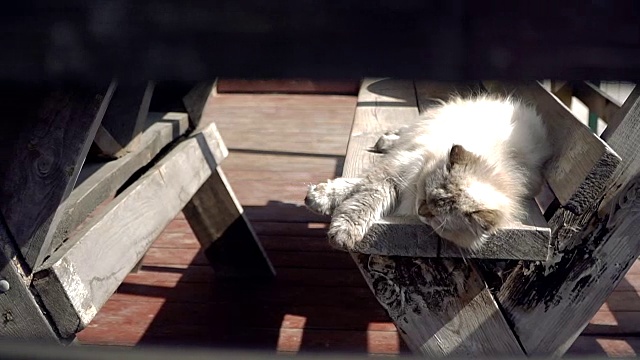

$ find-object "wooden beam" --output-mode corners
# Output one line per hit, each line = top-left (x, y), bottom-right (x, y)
(180, 81), (275, 279)
(49, 112), (189, 256)
(31, 120), (228, 338)
(492, 92), (640, 356)
(0, 81), (116, 271)
(0, 222), (59, 341)
(93, 82), (155, 158)
(183, 168), (276, 278)
(345, 79), (523, 356)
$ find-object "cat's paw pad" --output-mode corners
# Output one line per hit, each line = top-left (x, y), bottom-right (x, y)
(327, 218), (364, 250)
(304, 183), (333, 215)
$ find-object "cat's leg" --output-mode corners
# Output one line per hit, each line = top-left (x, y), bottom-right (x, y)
(304, 178), (362, 215)
(328, 174), (398, 249)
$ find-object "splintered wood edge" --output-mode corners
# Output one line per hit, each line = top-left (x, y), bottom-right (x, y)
(32, 120), (227, 338)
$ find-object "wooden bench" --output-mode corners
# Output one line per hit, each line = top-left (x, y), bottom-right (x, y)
(0, 81), (275, 342)
(337, 78), (640, 357)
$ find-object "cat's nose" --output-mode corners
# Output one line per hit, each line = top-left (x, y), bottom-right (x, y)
(418, 201), (434, 218)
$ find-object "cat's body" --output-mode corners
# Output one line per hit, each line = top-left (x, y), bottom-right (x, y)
(304, 95), (553, 250)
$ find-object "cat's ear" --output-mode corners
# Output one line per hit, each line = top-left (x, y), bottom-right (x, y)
(448, 144), (475, 168)
(469, 209), (502, 232)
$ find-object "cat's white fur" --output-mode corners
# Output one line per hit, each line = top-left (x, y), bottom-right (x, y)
(305, 95), (553, 250)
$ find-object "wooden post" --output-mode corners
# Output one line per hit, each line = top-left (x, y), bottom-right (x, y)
(181, 81), (276, 279)
(0, 81), (116, 271)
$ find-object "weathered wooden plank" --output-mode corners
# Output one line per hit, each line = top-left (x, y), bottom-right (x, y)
(50, 112), (189, 255)
(493, 94), (640, 357)
(31, 120), (228, 338)
(352, 254), (523, 356)
(182, 168), (276, 279)
(484, 81), (622, 215)
(0, 223), (59, 341)
(343, 78), (419, 177)
(344, 79), (524, 356)
(93, 81), (155, 158)
(0, 81), (117, 271)
(182, 81), (275, 279)
(570, 81), (622, 124)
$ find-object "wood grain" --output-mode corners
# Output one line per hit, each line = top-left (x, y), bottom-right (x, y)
(494, 92), (640, 356)
(31, 120), (228, 338)
(0, 81), (117, 271)
(353, 254), (523, 356)
(94, 81), (155, 158)
(50, 112), (189, 256)
(484, 81), (622, 215)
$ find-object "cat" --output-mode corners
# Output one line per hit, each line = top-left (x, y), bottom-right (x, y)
(304, 94), (553, 250)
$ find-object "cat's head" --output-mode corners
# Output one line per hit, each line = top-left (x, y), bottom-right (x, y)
(415, 144), (514, 249)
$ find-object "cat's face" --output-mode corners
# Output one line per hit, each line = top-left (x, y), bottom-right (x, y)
(415, 144), (507, 249)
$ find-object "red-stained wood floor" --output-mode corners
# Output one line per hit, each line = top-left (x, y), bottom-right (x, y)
(77, 92), (640, 357)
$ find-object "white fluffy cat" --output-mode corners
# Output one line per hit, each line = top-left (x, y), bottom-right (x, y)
(304, 95), (553, 250)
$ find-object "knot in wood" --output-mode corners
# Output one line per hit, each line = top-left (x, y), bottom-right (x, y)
(35, 152), (55, 176)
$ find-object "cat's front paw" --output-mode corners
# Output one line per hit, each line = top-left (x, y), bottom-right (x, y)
(304, 183), (334, 215)
(327, 217), (365, 250)
(373, 131), (401, 153)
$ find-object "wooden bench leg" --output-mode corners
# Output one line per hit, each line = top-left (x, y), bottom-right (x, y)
(180, 80), (275, 279)
(183, 167), (276, 279)
(352, 254), (523, 356)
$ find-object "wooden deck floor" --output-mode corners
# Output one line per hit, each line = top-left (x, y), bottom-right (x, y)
(77, 92), (640, 357)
